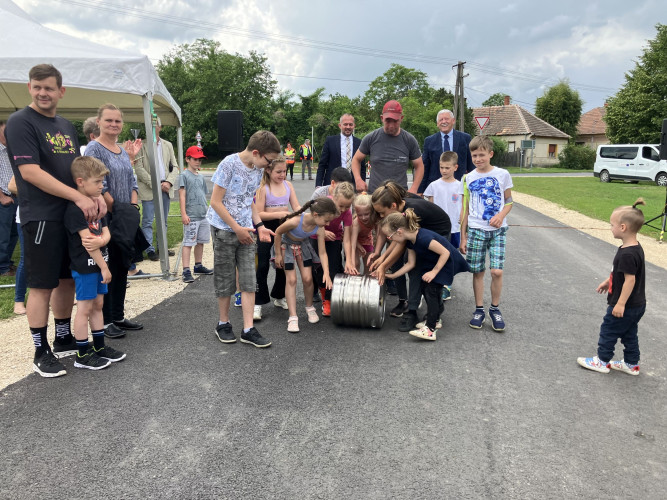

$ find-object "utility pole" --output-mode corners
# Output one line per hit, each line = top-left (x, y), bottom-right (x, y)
(452, 61), (468, 132)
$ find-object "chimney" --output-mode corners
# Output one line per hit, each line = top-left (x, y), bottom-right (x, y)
(504, 95), (510, 106)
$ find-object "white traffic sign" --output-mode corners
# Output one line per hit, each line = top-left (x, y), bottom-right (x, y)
(475, 116), (489, 130)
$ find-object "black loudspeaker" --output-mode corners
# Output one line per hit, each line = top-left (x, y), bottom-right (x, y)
(217, 110), (243, 152)
(660, 119), (667, 160)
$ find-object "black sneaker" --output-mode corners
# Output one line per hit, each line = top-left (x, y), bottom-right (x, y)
(113, 318), (143, 330)
(168, 250), (176, 257)
(193, 264), (213, 275)
(73, 347), (111, 370)
(398, 311), (419, 332)
(147, 250), (159, 261)
(93, 345), (127, 362)
(33, 350), (67, 378)
(390, 300), (409, 317)
(240, 327), (272, 348)
(312, 290), (321, 303)
(104, 324), (126, 339)
(215, 323), (236, 343)
(182, 269), (195, 283)
(53, 337), (78, 358)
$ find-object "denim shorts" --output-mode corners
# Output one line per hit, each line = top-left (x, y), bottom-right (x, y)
(71, 270), (108, 301)
(183, 219), (211, 247)
(212, 228), (256, 296)
(466, 227), (507, 273)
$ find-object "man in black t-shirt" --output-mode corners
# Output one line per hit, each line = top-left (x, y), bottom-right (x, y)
(5, 64), (106, 378)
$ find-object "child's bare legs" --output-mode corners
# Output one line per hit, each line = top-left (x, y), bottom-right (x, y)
(73, 298), (94, 342)
(218, 296), (231, 322)
(285, 268), (298, 316)
(472, 271), (485, 307)
(241, 291), (255, 330)
(182, 245), (192, 270)
(299, 260), (314, 308)
(490, 268), (503, 306)
(193, 243), (204, 265)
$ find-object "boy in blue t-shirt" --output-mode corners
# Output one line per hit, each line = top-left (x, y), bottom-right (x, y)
(460, 136), (513, 332)
(63, 157), (125, 370)
(179, 145), (213, 283)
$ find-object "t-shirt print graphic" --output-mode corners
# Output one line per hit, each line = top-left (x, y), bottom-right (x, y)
(469, 177), (503, 221)
(45, 132), (77, 155)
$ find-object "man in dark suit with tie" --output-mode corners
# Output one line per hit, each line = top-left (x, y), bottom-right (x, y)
(315, 113), (365, 187)
(418, 109), (474, 192)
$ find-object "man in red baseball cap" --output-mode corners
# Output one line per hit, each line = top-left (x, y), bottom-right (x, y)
(351, 100), (424, 194)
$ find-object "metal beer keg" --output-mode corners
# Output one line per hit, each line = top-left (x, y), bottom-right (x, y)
(330, 274), (386, 328)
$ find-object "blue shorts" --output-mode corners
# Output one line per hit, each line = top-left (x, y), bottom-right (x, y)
(465, 227), (507, 273)
(450, 232), (461, 249)
(71, 270), (108, 301)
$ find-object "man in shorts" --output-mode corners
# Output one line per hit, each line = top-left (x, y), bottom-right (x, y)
(5, 64), (106, 378)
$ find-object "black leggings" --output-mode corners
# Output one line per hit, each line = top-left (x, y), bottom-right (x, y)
(103, 241), (129, 324)
(313, 239), (343, 300)
(255, 218), (286, 305)
(286, 162), (294, 180)
(422, 281), (444, 330)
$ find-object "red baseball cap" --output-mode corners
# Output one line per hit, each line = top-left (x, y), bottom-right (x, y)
(382, 100), (403, 120)
(186, 145), (206, 159)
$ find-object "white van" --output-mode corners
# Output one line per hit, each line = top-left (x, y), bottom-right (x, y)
(594, 144), (667, 186)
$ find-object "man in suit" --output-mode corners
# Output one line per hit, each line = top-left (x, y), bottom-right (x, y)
(418, 109), (473, 193)
(134, 116), (180, 260)
(315, 113), (366, 187)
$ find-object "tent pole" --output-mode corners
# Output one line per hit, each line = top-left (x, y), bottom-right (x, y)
(177, 127), (184, 172)
(142, 94), (171, 278)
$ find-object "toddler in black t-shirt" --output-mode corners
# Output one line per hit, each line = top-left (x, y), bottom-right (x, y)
(64, 157), (126, 370)
(577, 199), (647, 376)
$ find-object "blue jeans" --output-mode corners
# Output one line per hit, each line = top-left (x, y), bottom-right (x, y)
(14, 222), (27, 303)
(597, 304), (645, 365)
(141, 192), (171, 253)
(0, 201), (18, 273)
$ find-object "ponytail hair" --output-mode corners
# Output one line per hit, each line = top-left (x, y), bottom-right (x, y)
(614, 197), (646, 232)
(258, 155), (287, 191)
(279, 197), (338, 225)
(371, 180), (406, 209)
(380, 208), (420, 233)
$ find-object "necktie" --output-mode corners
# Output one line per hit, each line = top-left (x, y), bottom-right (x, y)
(345, 137), (352, 169)
(443, 134), (450, 152)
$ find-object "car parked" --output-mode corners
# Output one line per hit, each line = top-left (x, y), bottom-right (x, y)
(594, 144), (667, 186)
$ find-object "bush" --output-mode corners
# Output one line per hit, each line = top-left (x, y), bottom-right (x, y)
(557, 143), (596, 170)
(489, 136), (508, 157)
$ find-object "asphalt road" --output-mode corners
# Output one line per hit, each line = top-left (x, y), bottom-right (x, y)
(1, 177), (666, 499)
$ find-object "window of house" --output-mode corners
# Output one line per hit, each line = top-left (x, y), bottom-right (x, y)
(548, 144), (557, 158)
(508, 141), (515, 152)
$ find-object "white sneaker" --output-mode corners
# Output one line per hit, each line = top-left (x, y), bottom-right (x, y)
(306, 306), (319, 324)
(409, 325), (437, 341)
(287, 316), (299, 333)
(576, 356), (610, 373)
(253, 305), (262, 321)
(415, 319), (442, 329)
(609, 359), (640, 376)
(273, 298), (288, 310)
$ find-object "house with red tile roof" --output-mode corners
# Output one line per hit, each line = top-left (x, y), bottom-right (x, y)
(473, 96), (570, 166)
(576, 106), (608, 149)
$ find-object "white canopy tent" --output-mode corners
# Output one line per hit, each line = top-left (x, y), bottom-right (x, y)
(0, 0), (182, 275)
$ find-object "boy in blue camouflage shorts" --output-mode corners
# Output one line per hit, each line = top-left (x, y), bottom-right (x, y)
(206, 131), (280, 347)
(460, 136), (513, 332)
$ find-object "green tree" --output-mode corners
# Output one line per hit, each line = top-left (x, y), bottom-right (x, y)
(534, 80), (582, 138)
(156, 39), (276, 155)
(605, 24), (667, 144)
(482, 93), (509, 107)
(363, 64), (432, 116)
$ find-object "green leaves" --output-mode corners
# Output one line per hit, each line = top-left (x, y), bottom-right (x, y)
(535, 80), (582, 138)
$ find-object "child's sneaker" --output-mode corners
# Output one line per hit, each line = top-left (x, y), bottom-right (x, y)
(273, 298), (289, 309)
(609, 359), (640, 376)
(409, 325), (437, 341)
(193, 264), (213, 275)
(234, 292), (242, 307)
(577, 356), (610, 374)
(469, 309), (485, 329)
(441, 285), (451, 301)
(322, 299), (331, 317)
(390, 300), (409, 317)
(287, 316), (299, 333)
(93, 345), (126, 362)
(182, 269), (194, 283)
(214, 322), (236, 343)
(489, 307), (505, 332)
(253, 305), (262, 321)
(240, 327), (272, 347)
(74, 347), (111, 370)
(415, 318), (442, 329)
(306, 306), (319, 324)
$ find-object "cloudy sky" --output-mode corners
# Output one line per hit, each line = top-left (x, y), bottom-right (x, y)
(12, 0), (664, 112)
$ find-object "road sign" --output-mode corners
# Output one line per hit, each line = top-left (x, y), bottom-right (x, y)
(521, 140), (536, 149)
(475, 116), (489, 130)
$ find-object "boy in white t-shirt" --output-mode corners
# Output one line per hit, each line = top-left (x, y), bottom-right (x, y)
(424, 151), (463, 301)
(460, 136), (513, 332)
